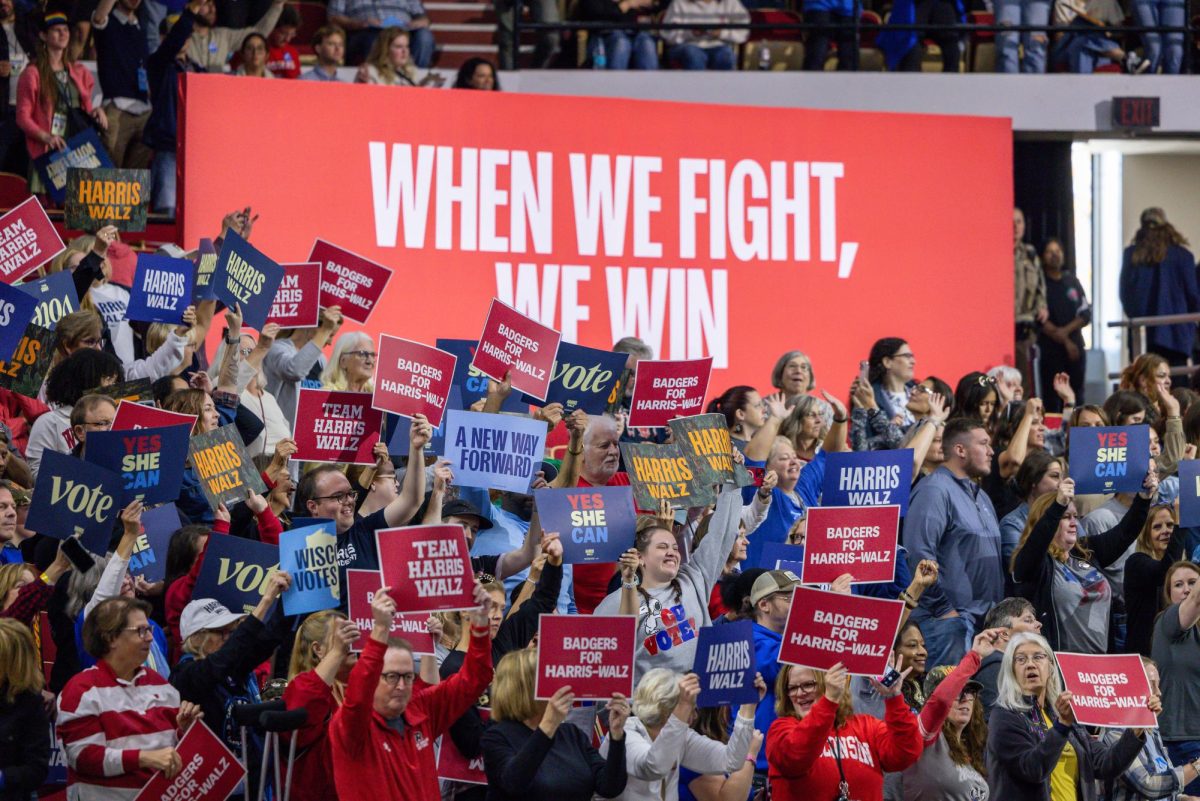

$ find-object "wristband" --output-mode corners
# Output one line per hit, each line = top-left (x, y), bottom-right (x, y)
(745, 756), (756, 765)
(833, 415), (847, 424)
(568, 448), (583, 455)
(39, 572), (51, 585)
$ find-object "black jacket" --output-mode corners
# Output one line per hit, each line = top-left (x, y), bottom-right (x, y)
(986, 700), (1143, 801)
(1011, 495), (1150, 651)
(0, 691), (49, 801)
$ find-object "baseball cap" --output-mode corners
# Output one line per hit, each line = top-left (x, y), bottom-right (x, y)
(180, 598), (244, 642)
(1141, 207), (1167, 227)
(922, 664), (984, 700)
(442, 498), (493, 530)
(750, 569), (802, 607)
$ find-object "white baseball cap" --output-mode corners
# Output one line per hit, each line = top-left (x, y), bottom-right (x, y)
(180, 598), (245, 642)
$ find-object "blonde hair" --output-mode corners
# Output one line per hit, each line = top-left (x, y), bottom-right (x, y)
(774, 664), (854, 728)
(1137, 504), (1178, 557)
(321, 332), (374, 392)
(54, 310), (104, 361)
(0, 564), (33, 612)
(0, 619), (43, 702)
(491, 649), (539, 722)
(364, 27), (416, 85)
(1011, 492), (1090, 569)
(633, 668), (681, 728)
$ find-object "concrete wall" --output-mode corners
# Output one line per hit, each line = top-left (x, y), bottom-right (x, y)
(1122, 154), (1200, 252)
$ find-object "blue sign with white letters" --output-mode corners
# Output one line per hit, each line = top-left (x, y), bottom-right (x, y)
(19, 270), (77, 331)
(821, 449), (913, 516)
(693, 621), (759, 707)
(127, 254), (194, 324)
(0, 280), (38, 363)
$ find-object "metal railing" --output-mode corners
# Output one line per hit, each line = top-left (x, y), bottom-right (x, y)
(1106, 312), (1200, 379)
(510, 12), (1198, 71)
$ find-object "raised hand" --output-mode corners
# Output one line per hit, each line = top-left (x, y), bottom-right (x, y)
(539, 686), (575, 737)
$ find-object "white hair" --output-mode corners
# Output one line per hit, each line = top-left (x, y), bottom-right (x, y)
(582, 414), (618, 449)
(632, 668), (680, 728)
(321, 332), (374, 390)
(988, 365), (1022, 385)
(996, 631), (1062, 712)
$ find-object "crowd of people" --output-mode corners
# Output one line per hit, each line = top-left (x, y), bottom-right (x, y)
(0, 199), (1198, 801)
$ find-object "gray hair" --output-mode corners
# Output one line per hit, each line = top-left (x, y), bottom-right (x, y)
(632, 668), (680, 728)
(613, 336), (654, 361)
(779, 395), (831, 445)
(996, 631), (1062, 712)
(770, 351), (816, 394)
(582, 414), (618, 449)
(987, 365), (1022, 386)
(66, 557), (109, 619)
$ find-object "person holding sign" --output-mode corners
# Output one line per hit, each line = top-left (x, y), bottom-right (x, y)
(481, 648), (631, 801)
(708, 385), (788, 467)
(599, 670), (759, 801)
(596, 486), (742, 684)
(741, 437), (823, 569)
(1011, 472), (1155, 653)
(330, 582), (494, 801)
(986, 631), (1148, 801)
(766, 656), (923, 801)
(1124, 503), (1184, 657)
(264, 304), (343, 428)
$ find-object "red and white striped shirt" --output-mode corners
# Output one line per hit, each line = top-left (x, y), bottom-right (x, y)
(56, 659), (181, 801)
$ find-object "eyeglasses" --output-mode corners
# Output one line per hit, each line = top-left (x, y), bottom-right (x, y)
(787, 681), (818, 695)
(313, 490), (359, 506)
(79, 337), (103, 348)
(346, 351), (377, 361)
(380, 671), (416, 687)
(1013, 652), (1049, 665)
(82, 419), (113, 429)
(910, 385), (931, 396)
(891, 352), (916, 361)
(124, 626), (154, 639)
(238, 346), (254, 357)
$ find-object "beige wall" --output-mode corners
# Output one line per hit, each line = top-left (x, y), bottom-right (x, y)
(1123, 155), (1200, 253)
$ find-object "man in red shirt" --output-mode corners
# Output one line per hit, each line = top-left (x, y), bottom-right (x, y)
(266, 5), (301, 78)
(570, 414), (630, 613)
(330, 581), (493, 801)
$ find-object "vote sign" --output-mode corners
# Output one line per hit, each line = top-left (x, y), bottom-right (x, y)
(628, 357), (713, 428)
(292, 389), (382, 465)
(376, 525), (475, 614)
(520, 341), (627, 415)
(533, 486), (637, 563)
(694, 621), (758, 707)
(801, 505), (900, 585)
(0, 280), (39, 362)
(193, 533), (280, 615)
(472, 298), (561, 401)
(536, 614), (637, 701)
(25, 450), (123, 554)
(126, 254), (194, 324)
(266, 262), (321, 328)
(1068, 425), (1150, 495)
(133, 721), (244, 801)
(372, 335), (456, 427)
(1056, 652), (1156, 729)
(345, 569), (436, 654)
(822, 449), (914, 516)
(19, 270), (78, 331)
(778, 586), (905, 676)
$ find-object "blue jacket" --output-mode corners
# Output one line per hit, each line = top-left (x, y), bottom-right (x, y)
(751, 622), (782, 773)
(741, 450), (825, 568)
(1119, 242), (1200, 356)
(143, 10), (204, 152)
(804, 0), (856, 18)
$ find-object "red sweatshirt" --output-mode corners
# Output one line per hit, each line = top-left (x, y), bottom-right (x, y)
(331, 627), (493, 801)
(282, 670), (339, 801)
(767, 694), (923, 801)
(918, 650), (983, 747)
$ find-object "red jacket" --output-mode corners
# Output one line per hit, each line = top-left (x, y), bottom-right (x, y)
(0, 388), (48, 456)
(282, 670), (338, 801)
(767, 694), (922, 801)
(331, 626), (493, 801)
(15, 62), (96, 160)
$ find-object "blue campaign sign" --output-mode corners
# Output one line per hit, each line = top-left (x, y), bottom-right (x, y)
(693, 621), (759, 707)
(126, 254), (194, 324)
(821, 449), (914, 516)
(436, 338), (526, 413)
(1179, 461), (1200, 527)
(280, 521), (340, 615)
(33, 129), (114, 204)
(384, 386), (456, 457)
(84, 424), (191, 505)
(192, 238), (219, 302)
(25, 450), (123, 554)
(758, 541), (806, 574)
(0, 281), (39, 363)
(534, 486), (637, 563)
(443, 409), (546, 493)
(127, 502), (182, 583)
(19, 271), (78, 332)
(194, 533), (280, 615)
(520, 341), (628, 415)
(1068, 425), (1151, 495)
(213, 230), (284, 329)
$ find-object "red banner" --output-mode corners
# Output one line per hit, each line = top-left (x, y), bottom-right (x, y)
(801, 505), (900, 585)
(372, 334), (456, 427)
(179, 77), (1013, 398)
(376, 525), (475, 614)
(112, 400), (197, 432)
(0, 197), (65, 284)
(133, 721), (244, 801)
(309, 239), (392, 324)
(628, 358), (713, 428)
(266, 262), (321, 328)
(292, 388), (381, 465)
(778, 586), (904, 676)
(536, 614), (636, 701)
(437, 708), (490, 784)
(345, 568), (436, 653)
(1056, 652), (1156, 729)
(472, 298), (560, 401)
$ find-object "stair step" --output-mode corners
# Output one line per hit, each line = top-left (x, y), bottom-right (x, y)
(426, 6), (498, 23)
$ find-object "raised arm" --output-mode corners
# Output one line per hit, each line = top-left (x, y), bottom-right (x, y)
(383, 414), (430, 527)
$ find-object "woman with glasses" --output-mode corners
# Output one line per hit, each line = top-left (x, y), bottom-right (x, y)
(767, 351), (816, 410)
(901, 630), (1002, 801)
(322, 332), (376, 393)
(767, 655), (922, 801)
(866, 337), (918, 426)
(58, 597), (204, 798)
(986, 631), (1148, 801)
(1125, 504), (1185, 657)
(1010, 470), (1155, 654)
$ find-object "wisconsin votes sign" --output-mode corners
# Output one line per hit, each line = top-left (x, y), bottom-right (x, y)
(442, 409), (546, 493)
(534, 486), (637, 563)
(822, 449), (913, 516)
(1068, 425), (1150, 495)
(281, 521), (340, 615)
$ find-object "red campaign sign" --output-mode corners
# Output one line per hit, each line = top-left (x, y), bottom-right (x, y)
(437, 708), (490, 784)
(801, 505), (900, 585)
(133, 721), (244, 801)
(372, 335), (457, 427)
(292, 388), (382, 465)
(1056, 652), (1156, 729)
(377, 525), (476, 615)
(0, 197), (65, 284)
(471, 298), (561, 401)
(628, 358), (714, 428)
(779, 586), (905, 677)
(536, 614), (636, 701)
(309, 239), (392, 324)
(112, 400), (197, 432)
(266, 262), (321, 328)
(345, 569), (435, 653)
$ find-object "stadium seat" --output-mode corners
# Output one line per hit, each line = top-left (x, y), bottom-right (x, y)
(751, 8), (804, 41)
(969, 11), (995, 72)
(0, 172), (29, 210)
(859, 9), (883, 70)
(741, 38), (805, 68)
